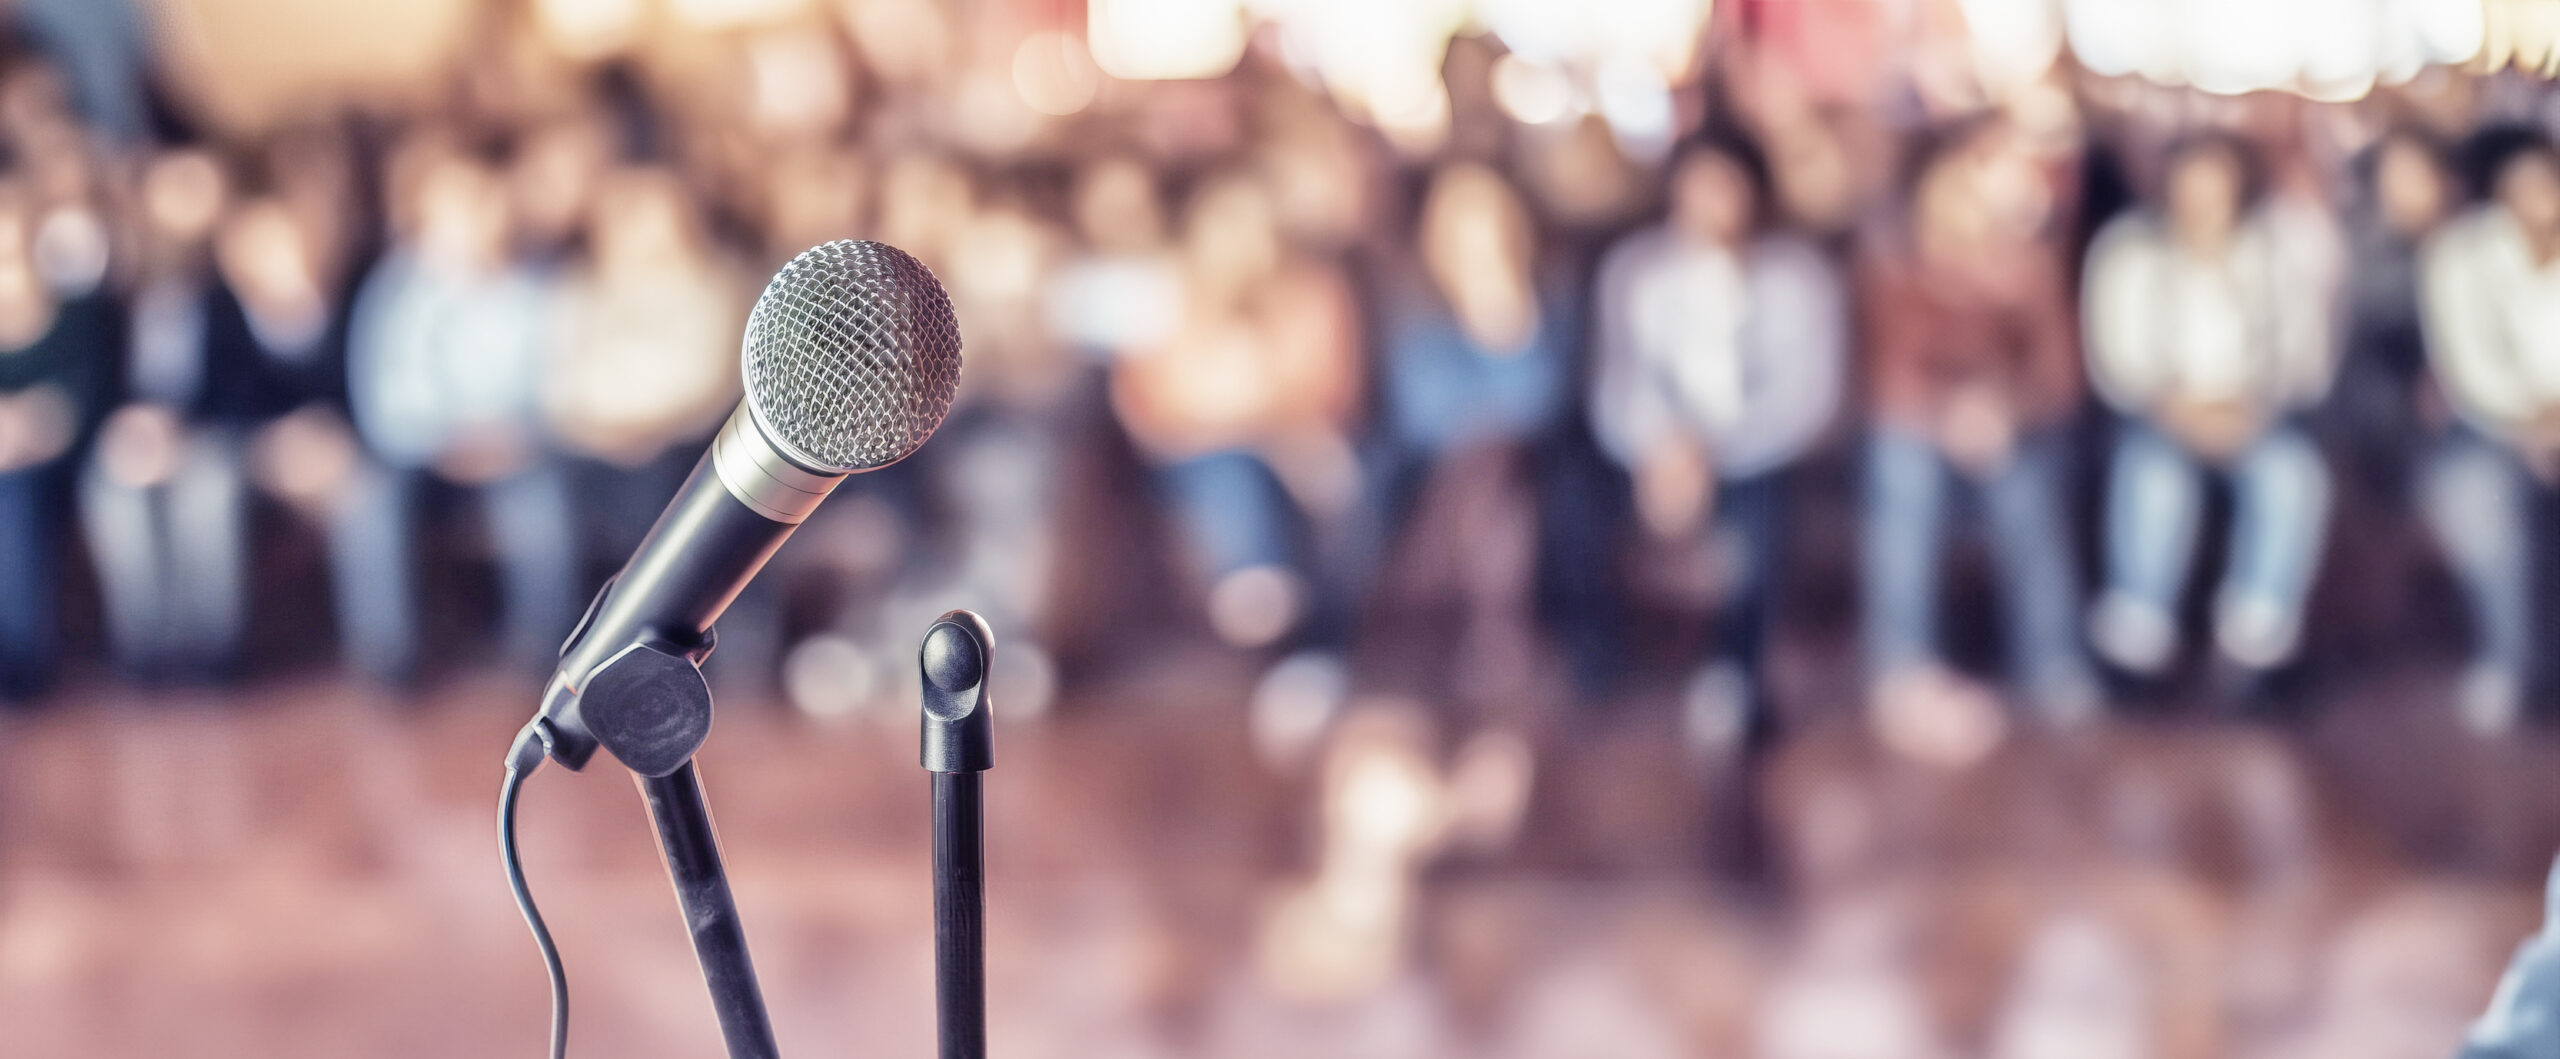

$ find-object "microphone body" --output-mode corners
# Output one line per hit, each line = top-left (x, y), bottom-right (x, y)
(539, 405), (846, 770)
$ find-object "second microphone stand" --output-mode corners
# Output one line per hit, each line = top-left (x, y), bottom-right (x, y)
(919, 611), (996, 1059)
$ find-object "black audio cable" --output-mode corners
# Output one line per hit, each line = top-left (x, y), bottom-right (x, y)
(502, 720), (569, 1059)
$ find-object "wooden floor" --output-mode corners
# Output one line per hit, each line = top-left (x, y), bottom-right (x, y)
(0, 655), (2553, 1058)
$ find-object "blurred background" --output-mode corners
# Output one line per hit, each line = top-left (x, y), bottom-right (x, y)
(4, 0), (2560, 1055)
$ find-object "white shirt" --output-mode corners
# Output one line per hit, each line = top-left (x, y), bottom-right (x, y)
(544, 260), (744, 463)
(2420, 204), (2560, 436)
(1589, 228), (1845, 479)
(1043, 252), (1183, 358)
(347, 250), (553, 469)
(2083, 205), (2339, 416)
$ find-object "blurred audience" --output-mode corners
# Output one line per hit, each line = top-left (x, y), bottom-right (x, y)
(0, 0), (2539, 760)
(0, 0), (2536, 792)
(0, 6), (2555, 1059)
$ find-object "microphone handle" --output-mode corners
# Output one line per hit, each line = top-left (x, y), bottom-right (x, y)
(545, 401), (852, 769)
(537, 447), (789, 768)
(580, 446), (794, 665)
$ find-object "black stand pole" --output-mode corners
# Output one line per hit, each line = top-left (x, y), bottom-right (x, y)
(918, 610), (995, 1059)
(640, 762), (782, 1059)
(930, 771), (986, 1059)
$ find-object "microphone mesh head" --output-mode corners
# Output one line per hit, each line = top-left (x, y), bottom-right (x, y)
(742, 240), (962, 473)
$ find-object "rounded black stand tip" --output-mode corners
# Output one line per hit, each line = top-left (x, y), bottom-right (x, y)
(920, 610), (995, 774)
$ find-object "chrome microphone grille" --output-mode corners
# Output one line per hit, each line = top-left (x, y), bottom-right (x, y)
(741, 240), (962, 474)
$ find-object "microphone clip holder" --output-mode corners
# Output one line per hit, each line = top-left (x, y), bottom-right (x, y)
(524, 577), (780, 1059)
(536, 574), (718, 774)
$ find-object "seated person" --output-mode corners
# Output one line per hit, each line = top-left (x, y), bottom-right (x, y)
(1860, 118), (2095, 725)
(344, 142), (575, 678)
(2416, 128), (2560, 733)
(1111, 170), (1363, 732)
(1372, 162), (1575, 710)
(1590, 131), (1845, 749)
(79, 147), (251, 682)
(2082, 132), (2340, 696)
(0, 174), (111, 696)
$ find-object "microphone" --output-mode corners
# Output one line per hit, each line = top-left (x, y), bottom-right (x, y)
(533, 239), (962, 775)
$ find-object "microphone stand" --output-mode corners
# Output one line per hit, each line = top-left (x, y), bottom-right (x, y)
(919, 611), (995, 1059)
(548, 630), (784, 1059)
(639, 761), (781, 1059)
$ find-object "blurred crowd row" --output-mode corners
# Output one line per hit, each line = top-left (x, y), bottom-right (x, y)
(0, 4), (2557, 756)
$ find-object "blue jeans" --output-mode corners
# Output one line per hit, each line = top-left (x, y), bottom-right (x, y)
(1707, 471), (1785, 682)
(2421, 431), (2545, 688)
(2099, 422), (2330, 667)
(1158, 449), (1295, 580)
(1861, 427), (2089, 696)
(80, 431), (248, 680)
(0, 466), (59, 695)
(331, 459), (582, 682)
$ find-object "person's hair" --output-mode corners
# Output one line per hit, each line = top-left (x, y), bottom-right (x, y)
(2463, 123), (2560, 201)
(1670, 126), (1772, 231)
(2357, 125), (2449, 190)
(1895, 111), (2006, 207)
(2156, 129), (2263, 213)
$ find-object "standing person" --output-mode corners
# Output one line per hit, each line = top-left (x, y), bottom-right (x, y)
(1860, 118), (2096, 728)
(2416, 128), (2560, 733)
(2081, 132), (2340, 699)
(343, 144), (574, 678)
(1590, 132), (1846, 750)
